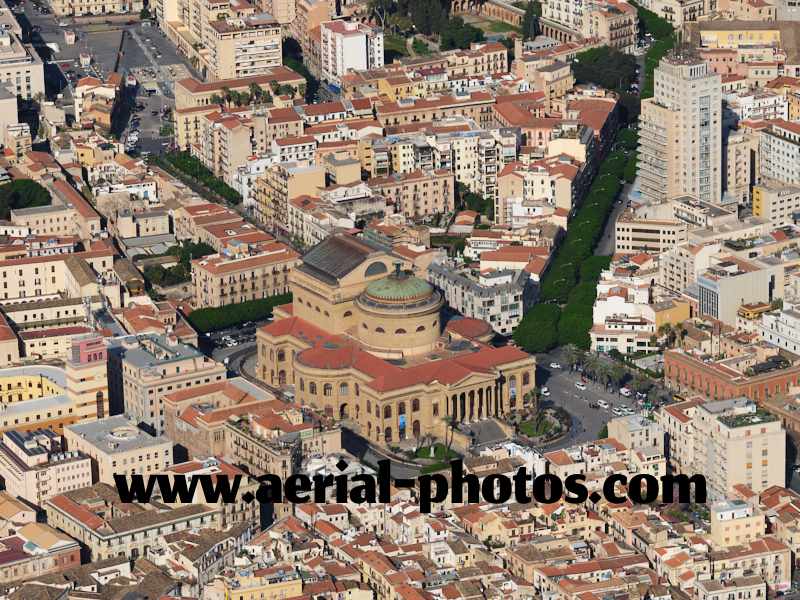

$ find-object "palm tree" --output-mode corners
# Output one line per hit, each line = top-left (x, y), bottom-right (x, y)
(609, 364), (625, 393)
(596, 362), (612, 391)
(248, 82), (262, 105)
(563, 344), (583, 372)
(583, 353), (600, 382)
(209, 93), (223, 105)
(221, 86), (232, 107)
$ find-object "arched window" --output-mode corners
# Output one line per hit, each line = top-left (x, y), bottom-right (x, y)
(376, 327), (385, 333)
(299, 379), (305, 391)
(523, 372), (530, 386)
(383, 405), (392, 419)
(323, 384), (333, 396)
(355, 383), (360, 396)
(276, 350), (285, 362)
(398, 402), (406, 415)
(367, 400), (371, 413)
(324, 311), (330, 317)
(362, 323), (368, 329)
(412, 398), (420, 412)
(365, 262), (388, 277)
(384, 427), (392, 442)
(309, 383), (317, 394)
(416, 325), (425, 332)
(339, 382), (349, 396)
(315, 307), (320, 312)
(375, 404), (380, 417)
(395, 328), (406, 334)
(344, 311), (352, 317)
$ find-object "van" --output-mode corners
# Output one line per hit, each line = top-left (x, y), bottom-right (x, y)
(598, 399), (610, 410)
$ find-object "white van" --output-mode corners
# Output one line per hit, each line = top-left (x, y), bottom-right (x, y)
(597, 399), (610, 410)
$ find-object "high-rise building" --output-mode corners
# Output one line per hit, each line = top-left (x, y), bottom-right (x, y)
(638, 53), (722, 205)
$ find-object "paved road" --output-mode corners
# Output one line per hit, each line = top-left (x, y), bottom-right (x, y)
(341, 428), (422, 479)
(533, 348), (660, 449)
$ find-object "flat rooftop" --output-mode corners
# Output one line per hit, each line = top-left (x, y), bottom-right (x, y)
(65, 415), (171, 454)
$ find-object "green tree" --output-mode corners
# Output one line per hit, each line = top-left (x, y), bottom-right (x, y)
(512, 304), (560, 353)
(520, 1), (539, 39)
(0, 179), (52, 220)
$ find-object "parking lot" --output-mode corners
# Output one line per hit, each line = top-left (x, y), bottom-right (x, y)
(534, 349), (672, 450)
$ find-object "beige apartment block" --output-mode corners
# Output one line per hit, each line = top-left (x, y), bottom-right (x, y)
(192, 240), (301, 308)
(163, 0), (282, 83)
(225, 412), (342, 479)
(759, 120), (800, 185)
(289, 0), (330, 69)
(368, 170), (455, 219)
(657, 241), (721, 294)
(112, 334), (227, 436)
(195, 111), (254, 188)
(174, 70), (305, 111)
(0, 28), (45, 100)
(253, 162), (326, 228)
(581, 0), (637, 53)
(753, 181), (800, 228)
(64, 415), (173, 485)
(709, 500), (766, 549)
(45, 483), (220, 561)
(638, 53), (722, 205)
(614, 214), (688, 254)
(0, 429), (92, 507)
(692, 398), (786, 501)
(723, 129), (757, 206)
(51, 0), (141, 16)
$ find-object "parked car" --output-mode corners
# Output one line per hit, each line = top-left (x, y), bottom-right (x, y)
(575, 381), (587, 391)
(597, 399), (610, 410)
(620, 387), (632, 397)
(540, 387), (550, 397)
(549, 362), (561, 369)
(612, 407), (625, 416)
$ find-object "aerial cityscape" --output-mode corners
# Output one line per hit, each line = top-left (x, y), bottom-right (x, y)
(0, 0), (798, 595)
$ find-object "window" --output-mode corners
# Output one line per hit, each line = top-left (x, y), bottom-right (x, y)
(376, 327), (385, 333)
(416, 325), (425, 332)
(309, 383), (317, 394)
(339, 382), (348, 396)
(395, 328), (406, 334)
(383, 405), (392, 419)
(412, 398), (420, 412)
(323, 384), (333, 396)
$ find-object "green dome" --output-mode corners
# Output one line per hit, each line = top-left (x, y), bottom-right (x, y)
(364, 272), (433, 303)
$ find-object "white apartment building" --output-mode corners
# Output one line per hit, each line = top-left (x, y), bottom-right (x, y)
(724, 89), (788, 124)
(760, 120), (800, 185)
(427, 259), (533, 335)
(758, 302), (800, 354)
(697, 255), (783, 326)
(320, 20), (384, 88)
(638, 54), (722, 205)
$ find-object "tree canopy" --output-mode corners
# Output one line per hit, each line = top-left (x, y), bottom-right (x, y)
(0, 179), (52, 220)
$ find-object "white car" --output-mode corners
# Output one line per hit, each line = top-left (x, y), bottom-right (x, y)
(549, 362), (561, 369)
(620, 387), (632, 397)
(575, 381), (587, 391)
(612, 407), (625, 416)
(597, 399), (610, 410)
(541, 387), (550, 397)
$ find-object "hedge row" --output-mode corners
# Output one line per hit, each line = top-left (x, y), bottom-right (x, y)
(187, 293), (292, 333)
(513, 139), (632, 352)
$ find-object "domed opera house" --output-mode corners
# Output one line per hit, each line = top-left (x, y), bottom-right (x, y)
(256, 235), (536, 446)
